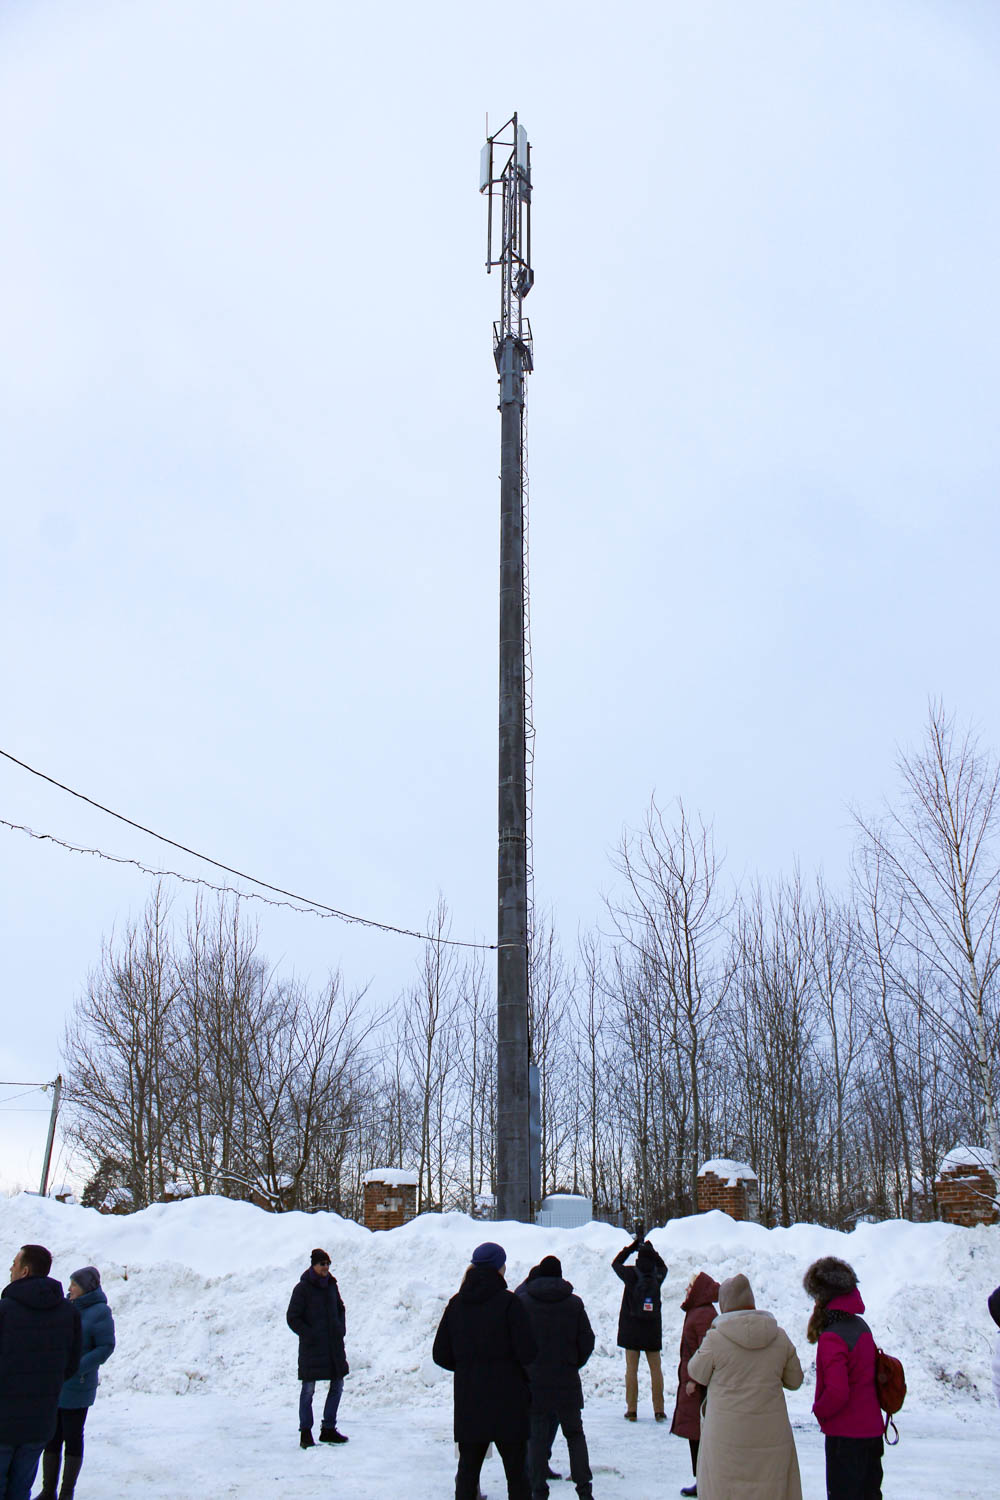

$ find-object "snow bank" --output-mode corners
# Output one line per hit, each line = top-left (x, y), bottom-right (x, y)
(2, 1194), (998, 1418)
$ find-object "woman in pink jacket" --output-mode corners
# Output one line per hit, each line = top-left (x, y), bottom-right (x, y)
(803, 1257), (884, 1499)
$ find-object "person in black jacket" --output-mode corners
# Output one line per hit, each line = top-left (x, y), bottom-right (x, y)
(516, 1255), (595, 1500)
(286, 1249), (349, 1449)
(612, 1238), (668, 1421)
(433, 1242), (537, 1500)
(0, 1243), (80, 1500)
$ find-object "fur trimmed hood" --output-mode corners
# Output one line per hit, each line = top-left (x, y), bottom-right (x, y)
(803, 1256), (858, 1304)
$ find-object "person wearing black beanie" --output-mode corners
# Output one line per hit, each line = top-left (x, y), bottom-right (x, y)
(286, 1250), (349, 1448)
(612, 1236), (668, 1420)
(517, 1256), (596, 1499)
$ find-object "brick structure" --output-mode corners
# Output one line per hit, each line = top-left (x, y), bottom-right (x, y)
(934, 1146), (998, 1228)
(363, 1170), (418, 1231)
(696, 1159), (760, 1222)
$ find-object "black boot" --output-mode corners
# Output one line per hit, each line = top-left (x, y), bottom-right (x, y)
(319, 1426), (348, 1443)
(57, 1454), (83, 1500)
(32, 1448), (60, 1500)
(300, 1428), (315, 1448)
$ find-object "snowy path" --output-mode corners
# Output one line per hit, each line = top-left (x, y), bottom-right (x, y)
(78, 1392), (995, 1498)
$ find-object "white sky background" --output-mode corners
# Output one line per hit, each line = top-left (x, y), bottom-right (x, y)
(1, 0), (999, 1188)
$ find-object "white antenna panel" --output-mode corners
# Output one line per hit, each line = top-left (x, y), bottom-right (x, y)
(516, 124), (529, 172)
(480, 143), (491, 192)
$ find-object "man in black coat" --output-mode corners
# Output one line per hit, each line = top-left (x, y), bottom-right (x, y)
(0, 1243), (81, 1500)
(286, 1248), (349, 1449)
(433, 1242), (537, 1500)
(517, 1255), (595, 1500)
(612, 1238), (668, 1420)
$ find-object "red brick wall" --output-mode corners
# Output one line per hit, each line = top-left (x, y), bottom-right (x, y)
(364, 1179), (418, 1231)
(934, 1165), (998, 1227)
(696, 1171), (756, 1222)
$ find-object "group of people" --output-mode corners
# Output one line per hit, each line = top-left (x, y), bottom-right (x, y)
(424, 1238), (901, 1500)
(0, 1244), (115, 1500)
(4, 1233), (1000, 1498)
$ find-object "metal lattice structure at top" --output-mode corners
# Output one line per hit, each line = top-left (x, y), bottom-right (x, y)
(480, 115), (534, 364)
(481, 113), (536, 1221)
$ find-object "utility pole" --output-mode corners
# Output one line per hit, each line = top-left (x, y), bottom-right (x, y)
(481, 115), (535, 1222)
(38, 1073), (62, 1197)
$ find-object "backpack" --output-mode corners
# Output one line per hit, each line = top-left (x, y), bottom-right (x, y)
(875, 1348), (906, 1445)
(631, 1271), (659, 1319)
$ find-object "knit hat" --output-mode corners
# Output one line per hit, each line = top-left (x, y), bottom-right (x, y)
(471, 1242), (507, 1272)
(719, 1273), (755, 1312)
(988, 1287), (1000, 1329)
(529, 1255), (562, 1280)
(802, 1256), (857, 1305)
(70, 1266), (101, 1295)
(310, 1248), (331, 1267)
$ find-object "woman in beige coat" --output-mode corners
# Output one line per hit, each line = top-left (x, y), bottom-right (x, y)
(686, 1273), (803, 1500)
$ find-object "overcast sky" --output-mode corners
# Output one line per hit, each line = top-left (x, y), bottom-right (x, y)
(2, 0), (998, 1189)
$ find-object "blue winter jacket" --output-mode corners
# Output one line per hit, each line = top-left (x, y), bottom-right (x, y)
(59, 1287), (115, 1408)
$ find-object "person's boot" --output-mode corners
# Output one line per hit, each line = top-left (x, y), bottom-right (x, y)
(319, 1426), (348, 1443)
(57, 1454), (83, 1500)
(300, 1428), (315, 1448)
(33, 1448), (60, 1500)
(680, 1486), (697, 1497)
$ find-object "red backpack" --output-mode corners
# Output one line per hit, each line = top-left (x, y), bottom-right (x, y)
(875, 1348), (906, 1445)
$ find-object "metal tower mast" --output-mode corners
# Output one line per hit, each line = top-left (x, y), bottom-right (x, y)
(481, 114), (535, 1223)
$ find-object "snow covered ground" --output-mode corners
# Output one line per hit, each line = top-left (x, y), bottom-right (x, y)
(2, 1193), (998, 1497)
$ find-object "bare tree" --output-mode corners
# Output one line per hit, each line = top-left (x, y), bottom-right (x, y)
(856, 702), (1000, 1177)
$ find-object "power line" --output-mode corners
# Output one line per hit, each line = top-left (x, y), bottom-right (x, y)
(0, 748), (494, 951)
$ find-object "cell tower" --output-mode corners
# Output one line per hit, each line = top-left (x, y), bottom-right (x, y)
(480, 114), (535, 1223)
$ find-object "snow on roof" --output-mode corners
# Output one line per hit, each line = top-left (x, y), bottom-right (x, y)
(363, 1169), (419, 1187)
(698, 1158), (757, 1185)
(541, 1194), (591, 1203)
(939, 1145), (994, 1175)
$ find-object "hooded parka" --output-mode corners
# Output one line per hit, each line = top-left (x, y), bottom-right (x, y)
(58, 1286), (115, 1408)
(515, 1273), (595, 1411)
(669, 1271), (719, 1440)
(0, 1276), (81, 1445)
(432, 1264), (538, 1443)
(612, 1243), (667, 1352)
(286, 1268), (349, 1381)
(687, 1308), (803, 1500)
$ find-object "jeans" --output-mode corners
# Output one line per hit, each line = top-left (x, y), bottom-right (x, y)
(298, 1378), (344, 1431)
(528, 1407), (592, 1499)
(456, 1439), (530, 1500)
(0, 1442), (45, 1500)
(825, 1434), (883, 1499)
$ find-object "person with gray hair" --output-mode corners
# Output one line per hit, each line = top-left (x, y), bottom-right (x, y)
(686, 1274), (803, 1500)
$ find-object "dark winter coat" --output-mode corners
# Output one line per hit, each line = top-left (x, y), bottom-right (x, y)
(612, 1243), (667, 1352)
(0, 1276), (81, 1445)
(59, 1287), (116, 1409)
(515, 1274), (595, 1412)
(812, 1289), (884, 1439)
(432, 1264), (538, 1442)
(286, 1268), (349, 1381)
(670, 1271), (720, 1439)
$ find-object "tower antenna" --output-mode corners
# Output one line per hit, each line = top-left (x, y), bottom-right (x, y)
(480, 114), (534, 1222)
